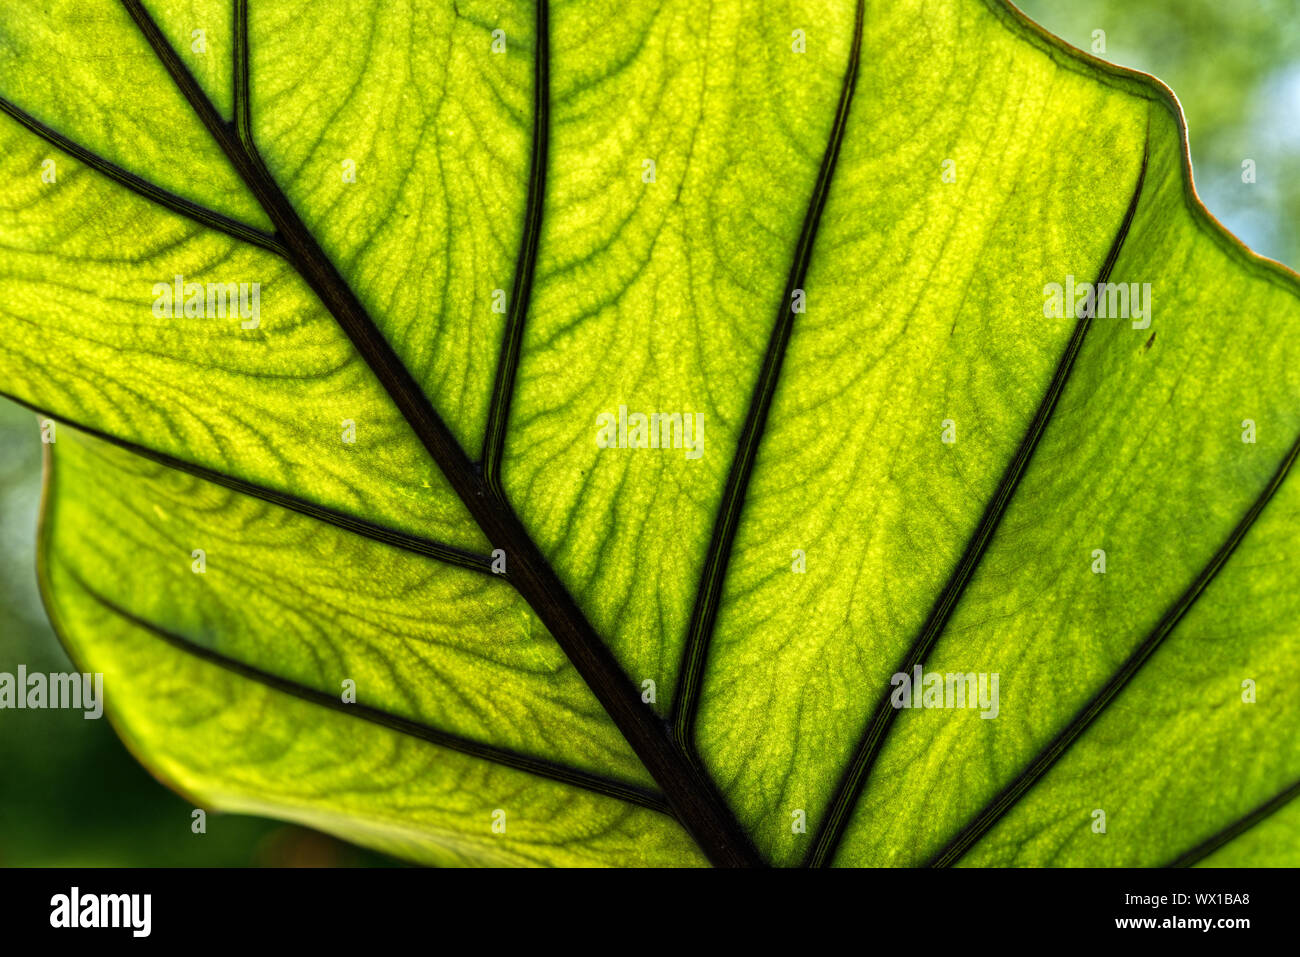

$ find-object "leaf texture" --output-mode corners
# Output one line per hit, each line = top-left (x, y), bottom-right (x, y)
(1, 0), (1298, 866)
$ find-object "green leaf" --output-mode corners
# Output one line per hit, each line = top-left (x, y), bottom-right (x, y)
(2, 0), (1298, 867)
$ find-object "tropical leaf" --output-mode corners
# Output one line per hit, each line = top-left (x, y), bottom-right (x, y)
(1, 0), (1297, 867)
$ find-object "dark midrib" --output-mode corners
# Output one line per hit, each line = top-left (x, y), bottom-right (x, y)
(64, 565), (667, 812)
(480, 0), (549, 499)
(0, 95), (285, 257)
(929, 426), (1300, 867)
(670, 0), (866, 754)
(1167, 777), (1300, 868)
(118, 0), (760, 865)
(804, 128), (1152, 868)
(1, 391), (496, 575)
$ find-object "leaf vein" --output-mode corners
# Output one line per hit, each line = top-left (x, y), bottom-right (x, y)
(670, 0), (867, 758)
(0, 95), (286, 257)
(58, 562), (668, 813)
(805, 123), (1152, 867)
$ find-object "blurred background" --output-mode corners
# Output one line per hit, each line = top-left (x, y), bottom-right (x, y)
(1, 0), (1297, 865)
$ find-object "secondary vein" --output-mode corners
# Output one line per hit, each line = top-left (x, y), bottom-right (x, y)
(670, 0), (867, 757)
(1167, 776), (1300, 867)
(805, 124), (1151, 868)
(59, 563), (667, 813)
(3, 391), (497, 575)
(117, 0), (760, 866)
(481, 0), (549, 500)
(0, 95), (286, 257)
(929, 426), (1300, 867)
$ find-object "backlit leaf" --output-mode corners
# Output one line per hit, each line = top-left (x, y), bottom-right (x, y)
(1, 0), (1297, 866)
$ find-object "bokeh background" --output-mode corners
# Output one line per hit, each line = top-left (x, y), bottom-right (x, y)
(1, 0), (1297, 865)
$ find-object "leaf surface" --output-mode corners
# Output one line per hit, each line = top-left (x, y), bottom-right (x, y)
(1, 0), (1298, 866)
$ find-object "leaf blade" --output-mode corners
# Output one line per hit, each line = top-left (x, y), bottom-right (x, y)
(2, 0), (1298, 868)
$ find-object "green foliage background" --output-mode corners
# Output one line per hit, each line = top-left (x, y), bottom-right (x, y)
(0, 0), (1296, 865)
